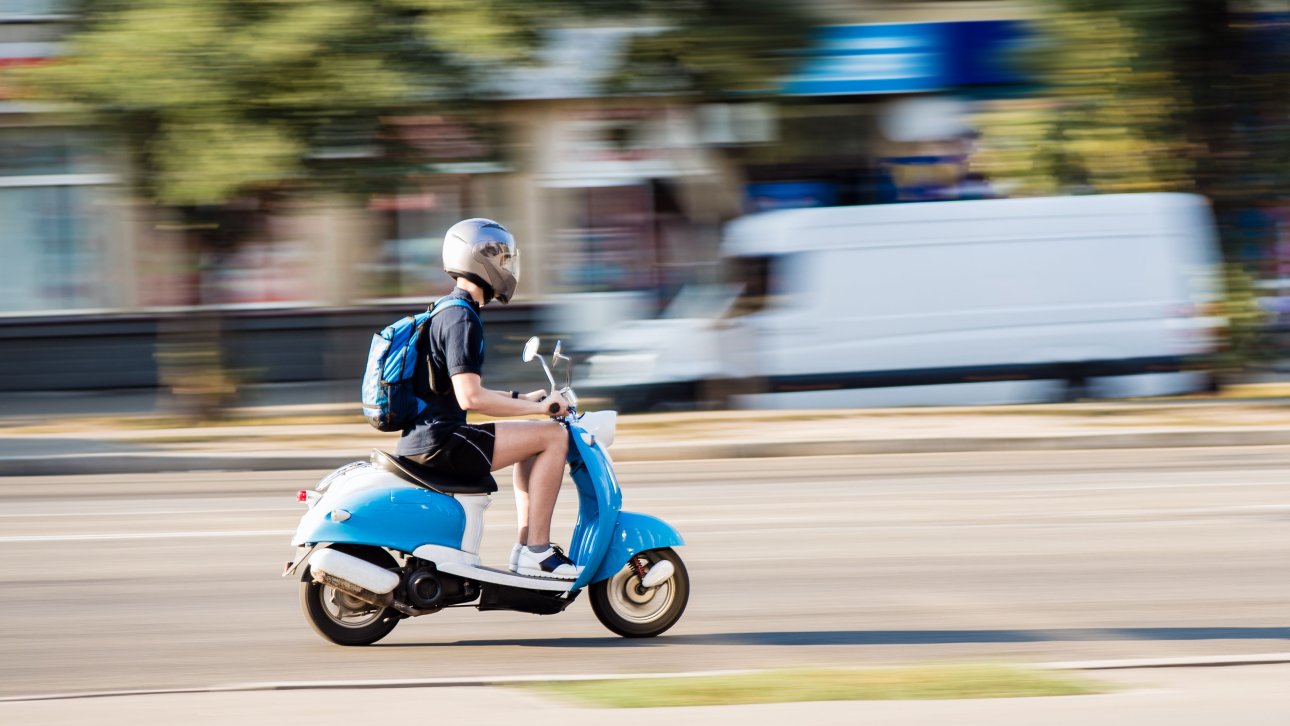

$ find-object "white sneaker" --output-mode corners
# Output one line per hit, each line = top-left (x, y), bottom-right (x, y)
(508, 543), (522, 572)
(516, 544), (583, 580)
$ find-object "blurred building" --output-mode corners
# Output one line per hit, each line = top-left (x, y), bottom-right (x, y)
(0, 0), (130, 314)
(0, 1), (1043, 392)
(1, 2), (1039, 317)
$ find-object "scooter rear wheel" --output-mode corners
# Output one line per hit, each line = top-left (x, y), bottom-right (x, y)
(589, 548), (689, 638)
(300, 546), (401, 646)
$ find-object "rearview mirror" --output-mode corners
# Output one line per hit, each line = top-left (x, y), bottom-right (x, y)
(521, 336), (540, 363)
(552, 340), (563, 360)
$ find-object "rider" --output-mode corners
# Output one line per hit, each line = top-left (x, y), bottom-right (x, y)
(397, 218), (583, 580)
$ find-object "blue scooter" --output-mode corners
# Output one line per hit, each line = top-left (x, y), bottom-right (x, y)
(284, 337), (688, 645)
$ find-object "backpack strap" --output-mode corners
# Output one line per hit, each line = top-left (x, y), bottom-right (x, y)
(428, 296), (482, 326)
(422, 297), (486, 399)
(429, 296), (484, 354)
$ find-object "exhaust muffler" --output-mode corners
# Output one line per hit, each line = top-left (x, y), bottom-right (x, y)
(308, 548), (435, 617)
(310, 549), (399, 594)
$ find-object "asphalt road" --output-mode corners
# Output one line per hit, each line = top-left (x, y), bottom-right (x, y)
(1, 447), (1288, 699)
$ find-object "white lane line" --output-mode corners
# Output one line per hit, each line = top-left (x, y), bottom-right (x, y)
(0, 529), (294, 543)
(0, 507), (300, 519)
(1046, 653), (1290, 670)
(699, 518), (1254, 536)
(0, 669), (763, 703)
(614, 480), (1290, 503)
(672, 504), (1290, 529)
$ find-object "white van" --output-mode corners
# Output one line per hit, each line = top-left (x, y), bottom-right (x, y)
(581, 193), (1223, 409)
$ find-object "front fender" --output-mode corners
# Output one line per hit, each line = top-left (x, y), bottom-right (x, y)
(589, 511), (685, 584)
(291, 486), (466, 553)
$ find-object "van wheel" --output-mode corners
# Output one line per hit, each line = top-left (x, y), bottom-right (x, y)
(1061, 369), (1089, 402)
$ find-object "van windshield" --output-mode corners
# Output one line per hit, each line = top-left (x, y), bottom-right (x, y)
(661, 283), (742, 319)
(725, 255), (784, 316)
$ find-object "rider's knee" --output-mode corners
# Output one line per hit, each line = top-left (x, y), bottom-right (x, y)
(546, 422), (568, 454)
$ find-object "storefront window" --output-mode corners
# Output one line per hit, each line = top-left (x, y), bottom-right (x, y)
(364, 180), (472, 300)
(547, 183), (656, 294)
(0, 128), (115, 313)
(0, 0), (72, 17)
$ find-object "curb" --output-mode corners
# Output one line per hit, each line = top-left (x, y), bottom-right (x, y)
(8, 429), (1290, 476)
(5, 655), (1290, 703)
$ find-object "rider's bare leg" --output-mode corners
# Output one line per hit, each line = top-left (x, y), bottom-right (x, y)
(491, 420), (568, 547)
(512, 456), (534, 544)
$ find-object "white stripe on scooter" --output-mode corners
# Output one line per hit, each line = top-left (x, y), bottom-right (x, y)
(0, 529), (294, 543)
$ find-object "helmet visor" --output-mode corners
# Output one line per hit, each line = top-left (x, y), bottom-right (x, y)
(499, 246), (519, 281)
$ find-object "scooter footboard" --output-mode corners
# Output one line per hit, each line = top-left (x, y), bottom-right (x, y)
(586, 511), (685, 585)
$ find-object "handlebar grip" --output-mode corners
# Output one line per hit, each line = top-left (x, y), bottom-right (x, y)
(547, 402), (562, 415)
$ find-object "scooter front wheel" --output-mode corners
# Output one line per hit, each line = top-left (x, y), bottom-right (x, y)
(589, 547), (689, 638)
(300, 546), (401, 646)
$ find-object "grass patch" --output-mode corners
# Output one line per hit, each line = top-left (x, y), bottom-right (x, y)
(524, 665), (1108, 709)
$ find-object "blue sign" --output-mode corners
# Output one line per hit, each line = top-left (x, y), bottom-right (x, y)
(744, 181), (838, 213)
(783, 20), (1030, 96)
(783, 24), (947, 96)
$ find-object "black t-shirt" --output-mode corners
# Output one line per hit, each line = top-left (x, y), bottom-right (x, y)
(395, 287), (485, 456)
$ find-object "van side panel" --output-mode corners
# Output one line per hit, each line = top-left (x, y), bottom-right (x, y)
(734, 194), (1219, 404)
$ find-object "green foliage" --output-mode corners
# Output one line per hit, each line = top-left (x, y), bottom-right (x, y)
(19, 0), (816, 205)
(1216, 263), (1274, 370)
(605, 0), (817, 96)
(17, 0), (545, 205)
(973, 8), (1194, 197)
(975, 1), (1290, 242)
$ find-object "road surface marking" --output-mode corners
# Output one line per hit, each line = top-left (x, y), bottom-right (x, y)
(0, 507), (299, 519)
(0, 529), (294, 543)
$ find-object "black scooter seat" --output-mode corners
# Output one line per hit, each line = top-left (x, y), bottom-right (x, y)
(371, 449), (498, 495)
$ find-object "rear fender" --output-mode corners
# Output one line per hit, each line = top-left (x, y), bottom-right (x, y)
(291, 485), (466, 553)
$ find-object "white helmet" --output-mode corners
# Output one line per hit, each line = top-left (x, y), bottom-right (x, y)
(441, 218), (519, 304)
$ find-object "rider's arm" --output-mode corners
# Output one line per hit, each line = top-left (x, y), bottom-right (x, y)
(451, 373), (564, 417)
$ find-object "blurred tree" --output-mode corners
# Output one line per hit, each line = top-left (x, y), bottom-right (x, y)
(976, 0), (1290, 259)
(973, 1), (1290, 373)
(18, 0), (558, 207)
(601, 0), (818, 96)
(973, 8), (1195, 197)
(14, 0), (814, 412)
(19, 0), (815, 205)
(15, 0), (557, 413)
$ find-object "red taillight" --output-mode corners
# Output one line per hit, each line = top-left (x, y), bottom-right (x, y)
(297, 490), (309, 502)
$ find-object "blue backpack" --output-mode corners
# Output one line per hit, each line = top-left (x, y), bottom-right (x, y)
(361, 297), (480, 432)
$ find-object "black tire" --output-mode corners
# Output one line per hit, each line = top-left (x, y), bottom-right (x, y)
(299, 546), (401, 646)
(589, 548), (689, 638)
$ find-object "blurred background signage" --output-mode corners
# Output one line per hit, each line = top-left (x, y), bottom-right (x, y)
(783, 20), (1030, 96)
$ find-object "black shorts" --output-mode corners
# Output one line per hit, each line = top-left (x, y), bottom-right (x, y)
(407, 423), (495, 481)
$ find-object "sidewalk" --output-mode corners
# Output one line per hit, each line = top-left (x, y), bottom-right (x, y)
(3, 663), (1288, 726)
(3, 395), (1290, 475)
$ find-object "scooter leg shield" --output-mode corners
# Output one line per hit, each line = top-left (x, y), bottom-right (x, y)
(589, 511), (685, 584)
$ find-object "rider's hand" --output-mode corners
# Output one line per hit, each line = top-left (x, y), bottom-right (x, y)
(520, 389), (548, 403)
(539, 391), (569, 418)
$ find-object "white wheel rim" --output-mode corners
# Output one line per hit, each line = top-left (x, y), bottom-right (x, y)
(606, 559), (676, 625)
(320, 583), (384, 629)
